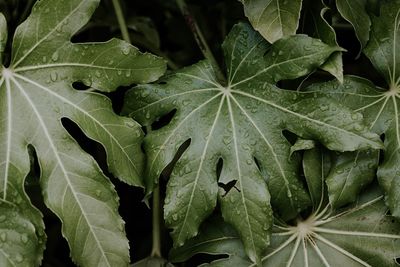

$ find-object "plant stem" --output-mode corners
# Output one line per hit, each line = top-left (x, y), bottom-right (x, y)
(150, 184), (162, 257)
(111, 0), (131, 43)
(175, 0), (227, 85)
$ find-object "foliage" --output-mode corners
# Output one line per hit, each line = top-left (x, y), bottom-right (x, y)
(0, 0), (399, 266)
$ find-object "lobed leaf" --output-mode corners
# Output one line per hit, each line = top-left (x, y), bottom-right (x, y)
(170, 150), (400, 266)
(123, 22), (382, 263)
(306, 0), (400, 218)
(0, 0), (166, 266)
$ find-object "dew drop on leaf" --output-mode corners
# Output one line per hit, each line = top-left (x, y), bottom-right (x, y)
(50, 72), (58, 82)
(95, 190), (102, 197)
(0, 232), (7, 242)
(20, 233), (28, 244)
(51, 51), (59, 61)
(15, 253), (23, 263)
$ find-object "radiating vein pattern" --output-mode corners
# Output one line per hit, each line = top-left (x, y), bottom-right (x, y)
(123, 22), (382, 263)
(0, 0), (166, 266)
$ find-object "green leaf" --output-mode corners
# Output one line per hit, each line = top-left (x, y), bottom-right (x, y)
(290, 138), (316, 157)
(364, 0), (400, 88)
(0, 0), (166, 266)
(305, 0), (400, 218)
(123, 22), (382, 263)
(326, 150), (379, 208)
(0, 13), (6, 63)
(171, 159), (400, 266)
(169, 217), (249, 266)
(336, 0), (371, 51)
(302, 0), (343, 82)
(302, 147), (330, 207)
(239, 0), (302, 43)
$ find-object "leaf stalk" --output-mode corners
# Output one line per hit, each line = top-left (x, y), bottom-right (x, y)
(111, 0), (131, 43)
(176, 0), (227, 85)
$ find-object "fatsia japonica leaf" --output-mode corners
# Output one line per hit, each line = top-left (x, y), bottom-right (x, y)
(123, 22), (382, 263)
(336, 0), (371, 51)
(239, 0), (302, 43)
(0, 0), (166, 266)
(170, 150), (400, 266)
(306, 0), (400, 217)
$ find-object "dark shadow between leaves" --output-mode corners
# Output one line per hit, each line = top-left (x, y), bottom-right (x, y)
(60, 117), (110, 177)
(151, 109), (177, 131)
(282, 130), (297, 145)
(72, 81), (91, 91)
(159, 138), (191, 181)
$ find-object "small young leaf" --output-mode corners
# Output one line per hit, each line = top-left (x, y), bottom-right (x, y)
(326, 150), (379, 208)
(0, 0), (166, 266)
(239, 0), (302, 43)
(123, 22), (382, 263)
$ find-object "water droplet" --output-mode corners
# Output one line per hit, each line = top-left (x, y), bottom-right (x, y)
(125, 70), (131, 77)
(95, 190), (102, 197)
(15, 253), (23, 263)
(0, 232), (6, 242)
(51, 51), (59, 61)
(246, 159), (252, 165)
(117, 70), (122, 75)
(278, 50), (284, 56)
(223, 137), (231, 145)
(172, 214), (178, 221)
(145, 111), (151, 119)
(95, 70), (101, 78)
(20, 233), (28, 244)
(125, 120), (135, 128)
(42, 56), (47, 63)
(320, 105), (328, 111)
(50, 72), (58, 82)
(121, 45), (130, 55)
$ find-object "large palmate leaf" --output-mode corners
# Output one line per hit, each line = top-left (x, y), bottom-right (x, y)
(307, 0), (400, 217)
(123, 22), (382, 263)
(170, 149), (400, 266)
(239, 0), (302, 43)
(0, 0), (166, 266)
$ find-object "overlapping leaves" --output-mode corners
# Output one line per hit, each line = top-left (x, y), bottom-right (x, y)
(170, 148), (400, 266)
(123, 22), (382, 263)
(0, 0), (165, 266)
(307, 0), (400, 217)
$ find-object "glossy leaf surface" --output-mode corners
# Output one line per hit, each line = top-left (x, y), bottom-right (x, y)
(240, 0), (302, 43)
(0, 0), (166, 266)
(123, 22), (382, 263)
(305, 0), (400, 218)
(170, 150), (400, 266)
